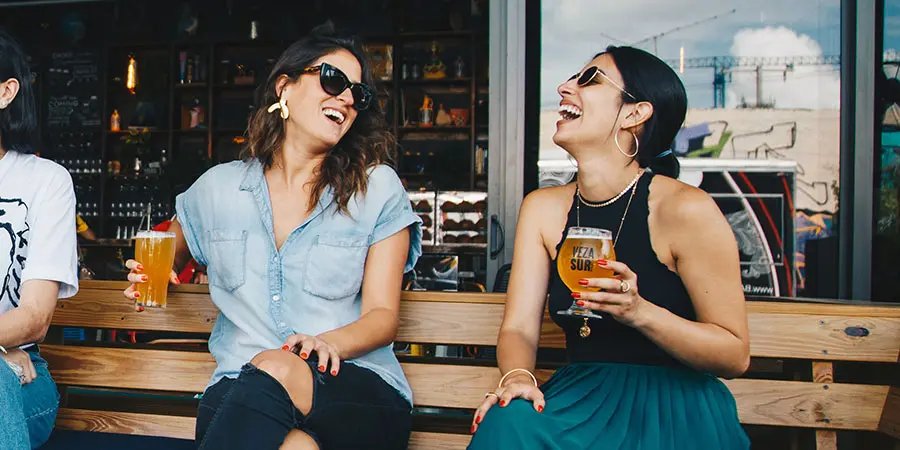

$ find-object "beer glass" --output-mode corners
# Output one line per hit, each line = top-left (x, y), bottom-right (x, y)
(134, 230), (176, 308)
(556, 227), (616, 319)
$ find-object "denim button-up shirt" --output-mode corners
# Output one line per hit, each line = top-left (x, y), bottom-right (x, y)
(176, 159), (422, 403)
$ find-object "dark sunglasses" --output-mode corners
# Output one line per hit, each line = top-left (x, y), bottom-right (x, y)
(568, 66), (636, 100)
(302, 62), (374, 111)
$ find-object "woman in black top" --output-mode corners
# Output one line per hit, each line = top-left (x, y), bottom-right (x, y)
(468, 46), (750, 449)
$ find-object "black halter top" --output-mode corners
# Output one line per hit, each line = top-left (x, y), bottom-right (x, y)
(548, 172), (696, 367)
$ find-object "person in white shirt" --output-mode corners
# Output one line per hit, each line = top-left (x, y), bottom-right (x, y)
(0, 29), (78, 450)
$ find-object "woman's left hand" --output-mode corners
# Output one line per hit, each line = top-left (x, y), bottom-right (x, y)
(281, 334), (342, 376)
(574, 259), (649, 328)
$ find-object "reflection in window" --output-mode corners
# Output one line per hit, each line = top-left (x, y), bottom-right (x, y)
(874, 0), (899, 301)
(538, 0), (842, 298)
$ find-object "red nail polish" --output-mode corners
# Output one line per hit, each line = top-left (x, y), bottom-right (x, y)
(318, 366), (325, 372)
(141, 275), (149, 282)
(300, 352), (308, 359)
(499, 400), (507, 407)
(331, 370), (337, 376)
(576, 301), (585, 307)
(136, 264), (143, 271)
(597, 259), (608, 266)
(538, 405), (544, 413)
(475, 415), (482, 424)
(578, 279), (589, 286)
(470, 425), (476, 434)
(134, 292), (140, 298)
(571, 292), (581, 299)
(281, 345), (290, 351)
(137, 306), (144, 312)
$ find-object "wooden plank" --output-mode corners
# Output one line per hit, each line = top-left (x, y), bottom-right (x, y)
(55, 408), (471, 448)
(812, 362), (834, 384)
(724, 378), (888, 431)
(56, 408), (195, 440)
(42, 345), (215, 393)
(879, 387), (900, 440)
(408, 432), (471, 450)
(399, 302), (505, 345)
(749, 314), (900, 363)
(53, 288), (218, 333)
(814, 431), (837, 450)
(811, 362), (838, 450)
(77, 280), (900, 315)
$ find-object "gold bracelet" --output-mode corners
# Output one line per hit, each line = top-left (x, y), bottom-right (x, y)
(498, 368), (537, 388)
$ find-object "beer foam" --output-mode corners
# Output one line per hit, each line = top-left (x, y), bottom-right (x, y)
(134, 230), (176, 239)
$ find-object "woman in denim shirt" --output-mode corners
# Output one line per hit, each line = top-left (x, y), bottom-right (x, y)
(125, 24), (422, 450)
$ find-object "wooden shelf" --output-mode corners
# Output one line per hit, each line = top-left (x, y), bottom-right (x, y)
(401, 78), (472, 85)
(105, 129), (171, 135)
(213, 84), (256, 90)
(397, 30), (473, 41)
(399, 126), (470, 132)
(174, 83), (208, 89)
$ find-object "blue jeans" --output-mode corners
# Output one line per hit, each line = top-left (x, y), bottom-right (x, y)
(0, 350), (60, 449)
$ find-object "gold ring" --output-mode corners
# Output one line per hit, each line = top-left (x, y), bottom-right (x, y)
(620, 280), (631, 293)
(484, 392), (500, 399)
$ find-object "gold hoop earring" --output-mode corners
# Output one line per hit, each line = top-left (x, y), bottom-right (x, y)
(614, 130), (639, 158)
(266, 96), (289, 120)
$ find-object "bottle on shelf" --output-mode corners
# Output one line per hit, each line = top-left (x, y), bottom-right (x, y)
(110, 109), (120, 132)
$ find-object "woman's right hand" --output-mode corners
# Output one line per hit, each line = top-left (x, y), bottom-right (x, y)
(123, 259), (180, 312)
(470, 373), (545, 434)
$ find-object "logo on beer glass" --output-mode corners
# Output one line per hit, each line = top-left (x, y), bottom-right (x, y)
(557, 227), (616, 320)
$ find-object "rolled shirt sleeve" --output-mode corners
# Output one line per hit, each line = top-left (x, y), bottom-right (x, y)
(369, 167), (423, 273)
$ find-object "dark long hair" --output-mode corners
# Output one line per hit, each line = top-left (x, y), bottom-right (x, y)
(243, 23), (395, 215)
(0, 29), (38, 154)
(600, 46), (686, 178)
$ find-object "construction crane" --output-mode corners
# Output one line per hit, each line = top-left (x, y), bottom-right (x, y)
(664, 55), (841, 108)
(631, 9), (737, 54)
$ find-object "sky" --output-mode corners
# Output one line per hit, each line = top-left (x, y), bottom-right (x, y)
(539, 0), (870, 110)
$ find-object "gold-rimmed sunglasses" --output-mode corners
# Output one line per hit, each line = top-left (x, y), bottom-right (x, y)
(568, 66), (637, 101)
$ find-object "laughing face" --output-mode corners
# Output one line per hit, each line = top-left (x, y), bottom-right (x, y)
(279, 49), (362, 152)
(553, 54), (632, 154)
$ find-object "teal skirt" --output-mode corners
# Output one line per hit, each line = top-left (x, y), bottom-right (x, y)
(468, 363), (749, 450)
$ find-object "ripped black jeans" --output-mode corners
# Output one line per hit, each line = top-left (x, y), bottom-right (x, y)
(196, 358), (412, 450)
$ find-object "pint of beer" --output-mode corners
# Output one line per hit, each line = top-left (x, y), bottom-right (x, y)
(556, 227), (616, 318)
(134, 230), (176, 308)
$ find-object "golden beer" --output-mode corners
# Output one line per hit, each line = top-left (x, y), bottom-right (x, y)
(134, 231), (176, 308)
(557, 227), (616, 318)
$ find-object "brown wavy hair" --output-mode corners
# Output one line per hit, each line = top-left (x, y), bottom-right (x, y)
(243, 23), (396, 215)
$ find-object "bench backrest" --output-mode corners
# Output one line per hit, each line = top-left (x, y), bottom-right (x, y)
(45, 282), (900, 442)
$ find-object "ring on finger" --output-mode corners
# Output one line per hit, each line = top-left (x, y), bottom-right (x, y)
(484, 392), (500, 399)
(619, 280), (631, 293)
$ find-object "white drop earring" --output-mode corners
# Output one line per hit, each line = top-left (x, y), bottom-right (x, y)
(266, 96), (289, 120)
(614, 129), (639, 158)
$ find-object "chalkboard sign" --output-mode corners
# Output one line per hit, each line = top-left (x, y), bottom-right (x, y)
(46, 50), (101, 129)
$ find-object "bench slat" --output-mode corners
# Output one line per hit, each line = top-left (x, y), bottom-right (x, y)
(879, 387), (900, 439)
(42, 345), (215, 393)
(56, 408), (195, 439)
(45, 346), (889, 431)
(55, 408), (471, 449)
(52, 288), (900, 363)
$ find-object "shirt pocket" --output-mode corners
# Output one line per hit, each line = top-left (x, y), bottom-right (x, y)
(207, 229), (248, 291)
(303, 233), (369, 300)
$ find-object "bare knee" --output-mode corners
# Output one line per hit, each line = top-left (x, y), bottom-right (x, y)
(279, 429), (319, 450)
(250, 349), (314, 414)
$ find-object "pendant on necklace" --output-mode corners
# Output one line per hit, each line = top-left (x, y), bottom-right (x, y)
(579, 318), (591, 338)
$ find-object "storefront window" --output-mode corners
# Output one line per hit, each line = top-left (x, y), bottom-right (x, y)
(539, 0), (842, 298)
(874, 0), (899, 301)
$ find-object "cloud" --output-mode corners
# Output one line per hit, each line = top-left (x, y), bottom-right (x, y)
(540, 0), (841, 109)
(725, 27), (840, 109)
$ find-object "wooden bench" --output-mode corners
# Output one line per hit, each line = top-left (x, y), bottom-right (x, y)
(43, 281), (900, 449)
